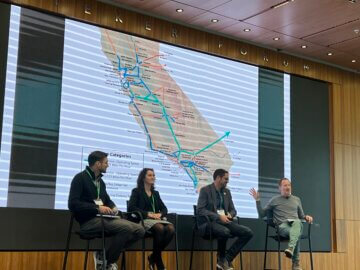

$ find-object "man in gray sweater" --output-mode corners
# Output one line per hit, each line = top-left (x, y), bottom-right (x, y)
(249, 178), (313, 270)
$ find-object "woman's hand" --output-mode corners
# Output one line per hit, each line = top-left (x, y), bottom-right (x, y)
(148, 213), (161, 220)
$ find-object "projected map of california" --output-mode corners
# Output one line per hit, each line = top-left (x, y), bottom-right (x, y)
(100, 29), (233, 190)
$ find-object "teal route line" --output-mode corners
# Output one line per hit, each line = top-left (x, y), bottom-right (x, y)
(114, 40), (229, 187)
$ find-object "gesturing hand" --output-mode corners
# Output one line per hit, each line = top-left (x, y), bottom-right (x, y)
(249, 188), (260, 201)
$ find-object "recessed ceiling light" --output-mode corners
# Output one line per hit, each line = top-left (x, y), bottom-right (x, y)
(115, 16), (123, 23)
(352, 59), (357, 63)
(176, 8), (184, 13)
(84, 4), (91, 15)
(273, 37), (280, 41)
(272, 0), (295, 9)
(327, 52), (333, 56)
(301, 45), (307, 49)
(244, 28), (251, 32)
(354, 29), (360, 34)
(211, 19), (219, 23)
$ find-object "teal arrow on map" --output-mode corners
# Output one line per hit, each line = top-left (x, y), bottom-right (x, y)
(195, 131), (230, 155)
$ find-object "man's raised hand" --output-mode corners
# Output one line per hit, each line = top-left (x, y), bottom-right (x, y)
(249, 188), (260, 201)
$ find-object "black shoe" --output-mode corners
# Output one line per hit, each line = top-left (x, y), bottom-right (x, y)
(93, 251), (105, 270)
(156, 256), (166, 270)
(148, 254), (155, 270)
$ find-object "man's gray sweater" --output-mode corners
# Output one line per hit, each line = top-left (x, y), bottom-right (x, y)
(256, 195), (305, 225)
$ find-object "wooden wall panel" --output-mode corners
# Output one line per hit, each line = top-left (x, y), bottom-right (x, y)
(335, 219), (347, 253)
(333, 83), (344, 145)
(1, 0), (360, 269)
(56, 0), (75, 18)
(334, 143), (360, 221)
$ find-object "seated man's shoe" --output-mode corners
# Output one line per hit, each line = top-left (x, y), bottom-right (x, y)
(147, 254), (155, 270)
(107, 263), (118, 270)
(284, 247), (294, 258)
(216, 257), (232, 270)
(292, 261), (302, 270)
(93, 251), (105, 270)
(155, 256), (166, 270)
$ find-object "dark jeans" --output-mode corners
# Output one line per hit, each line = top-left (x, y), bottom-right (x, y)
(206, 220), (253, 262)
(80, 217), (145, 264)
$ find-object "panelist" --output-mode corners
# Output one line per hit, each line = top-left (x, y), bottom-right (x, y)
(68, 151), (145, 270)
(197, 168), (253, 270)
(128, 168), (175, 270)
(250, 178), (313, 270)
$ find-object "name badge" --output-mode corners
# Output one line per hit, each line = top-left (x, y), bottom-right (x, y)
(217, 209), (225, 215)
(94, 199), (104, 206)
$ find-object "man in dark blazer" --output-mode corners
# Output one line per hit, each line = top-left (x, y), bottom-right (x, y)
(197, 168), (253, 270)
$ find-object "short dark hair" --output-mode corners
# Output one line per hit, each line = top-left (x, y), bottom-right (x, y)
(213, 169), (228, 181)
(88, 151), (108, 167)
(137, 168), (155, 191)
(278, 177), (290, 186)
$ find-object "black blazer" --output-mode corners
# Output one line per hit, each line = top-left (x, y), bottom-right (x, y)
(196, 183), (237, 236)
(128, 187), (168, 219)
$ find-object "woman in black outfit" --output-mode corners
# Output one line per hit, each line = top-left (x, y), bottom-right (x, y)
(128, 168), (175, 270)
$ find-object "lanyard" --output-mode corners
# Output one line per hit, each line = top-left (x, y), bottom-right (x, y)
(217, 191), (224, 209)
(86, 169), (100, 199)
(150, 194), (156, 213)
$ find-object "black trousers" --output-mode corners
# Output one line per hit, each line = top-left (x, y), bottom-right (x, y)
(80, 217), (145, 264)
(206, 220), (253, 262)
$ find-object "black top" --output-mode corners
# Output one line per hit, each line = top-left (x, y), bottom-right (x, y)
(128, 187), (168, 219)
(216, 190), (225, 210)
(68, 166), (116, 224)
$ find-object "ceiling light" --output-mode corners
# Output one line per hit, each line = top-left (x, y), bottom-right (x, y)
(240, 48), (248, 55)
(115, 16), (123, 23)
(273, 37), (280, 41)
(145, 21), (151, 31)
(352, 59), (357, 63)
(301, 45), (307, 49)
(211, 19), (219, 23)
(244, 28), (251, 32)
(176, 8), (184, 13)
(327, 52), (333, 56)
(348, 0), (357, 3)
(272, 0), (295, 9)
(84, 4), (91, 15)
(354, 29), (360, 34)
